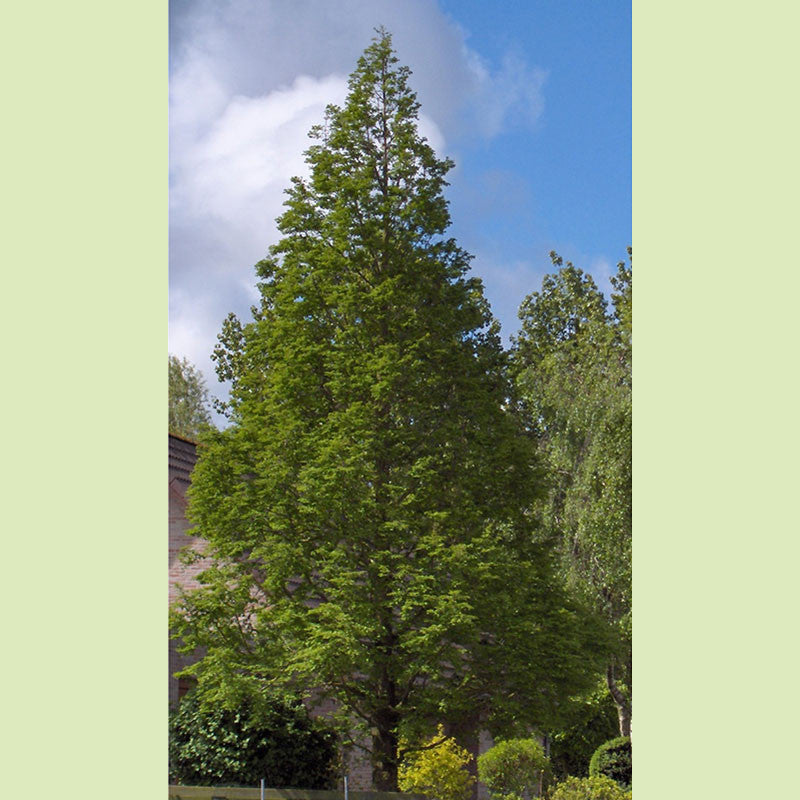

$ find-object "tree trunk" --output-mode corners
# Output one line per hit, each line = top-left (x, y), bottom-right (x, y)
(606, 662), (632, 738)
(372, 613), (400, 789)
(615, 699), (632, 738)
(372, 725), (400, 791)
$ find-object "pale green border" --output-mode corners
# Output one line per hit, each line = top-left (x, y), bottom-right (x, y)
(634, 1), (799, 797)
(4, 1), (165, 798)
(6, 1), (797, 798)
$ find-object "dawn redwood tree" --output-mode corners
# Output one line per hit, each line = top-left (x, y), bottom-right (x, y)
(171, 32), (604, 790)
(512, 252), (632, 737)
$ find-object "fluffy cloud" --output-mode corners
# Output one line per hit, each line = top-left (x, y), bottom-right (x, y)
(172, 74), (348, 235)
(169, 0), (547, 417)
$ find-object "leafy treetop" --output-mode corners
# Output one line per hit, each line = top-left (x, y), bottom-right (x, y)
(169, 354), (214, 440)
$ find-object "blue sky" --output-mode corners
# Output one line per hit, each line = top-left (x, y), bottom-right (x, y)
(439, 1), (631, 329)
(169, 0), (630, 416)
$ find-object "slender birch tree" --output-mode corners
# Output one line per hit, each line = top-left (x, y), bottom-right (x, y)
(512, 251), (632, 737)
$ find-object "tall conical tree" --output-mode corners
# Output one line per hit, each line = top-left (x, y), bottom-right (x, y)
(172, 32), (605, 790)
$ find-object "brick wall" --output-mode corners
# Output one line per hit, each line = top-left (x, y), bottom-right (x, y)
(168, 434), (210, 706)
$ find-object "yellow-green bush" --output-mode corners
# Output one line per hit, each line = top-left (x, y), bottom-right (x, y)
(550, 775), (631, 800)
(399, 725), (475, 800)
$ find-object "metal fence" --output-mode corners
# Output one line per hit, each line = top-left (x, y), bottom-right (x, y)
(168, 787), (424, 800)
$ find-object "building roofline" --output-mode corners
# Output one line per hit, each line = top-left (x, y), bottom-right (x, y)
(169, 430), (200, 446)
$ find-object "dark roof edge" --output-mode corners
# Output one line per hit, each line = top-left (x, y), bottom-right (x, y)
(169, 431), (200, 447)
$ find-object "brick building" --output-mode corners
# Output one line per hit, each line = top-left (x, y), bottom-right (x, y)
(168, 433), (210, 706)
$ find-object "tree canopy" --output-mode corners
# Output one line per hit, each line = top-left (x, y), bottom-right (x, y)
(169, 354), (214, 440)
(171, 32), (606, 790)
(511, 251), (632, 737)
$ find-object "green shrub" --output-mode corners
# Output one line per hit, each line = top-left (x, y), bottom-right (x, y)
(399, 725), (475, 800)
(550, 775), (631, 800)
(547, 689), (619, 780)
(477, 738), (550, 800)
(588, 737), (631, 791)
(168, 691), (337, 788)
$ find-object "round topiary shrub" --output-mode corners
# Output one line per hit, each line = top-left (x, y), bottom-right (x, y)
(588, 736), (631, 791)
(168, 691), (338, 788)
(477, 738), (550, 800)
(550, 775), (632, 800)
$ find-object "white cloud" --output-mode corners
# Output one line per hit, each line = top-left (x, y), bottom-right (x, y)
(172, 74), (349, 228)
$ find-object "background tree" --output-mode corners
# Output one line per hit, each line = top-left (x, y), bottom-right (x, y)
(511, 251), (632, 737)
(172, 32), (605, 791)
(547, 683), (619, 780)
(169, 354), (214, 439)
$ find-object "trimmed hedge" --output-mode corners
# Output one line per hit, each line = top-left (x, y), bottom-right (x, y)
(588, 737), (631, 791)
(550, 775), (631, 800)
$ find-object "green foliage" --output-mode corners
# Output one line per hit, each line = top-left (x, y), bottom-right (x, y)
(172, 31), (605, 791)
(477, 738), (550, 800)
(511, 251), (632, 735)
(398, 725), (475, 800)
(550, 775), (631, 800)
(588, 737), (631, 791)
(168, 690), (337, 788)
(169, 354), (214, 440)
(548, 685), (619, 780)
